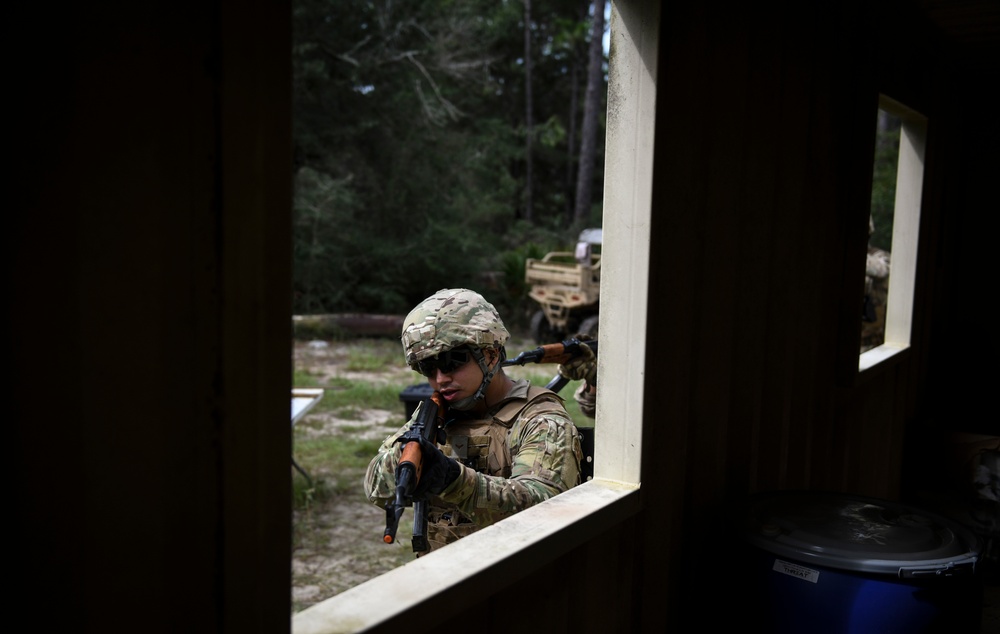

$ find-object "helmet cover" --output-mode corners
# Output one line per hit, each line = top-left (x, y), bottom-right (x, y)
(401, 288), (509, 369)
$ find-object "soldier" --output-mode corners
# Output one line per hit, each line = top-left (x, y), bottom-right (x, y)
(862, 216), (891, 352)
(365, 288), (583, 554)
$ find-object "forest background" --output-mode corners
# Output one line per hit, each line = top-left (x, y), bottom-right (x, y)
(291, 0), (898, 331)
(288, 0), (901, 611)
(293, 0), (612, 333)
(290, 4), (611, 608)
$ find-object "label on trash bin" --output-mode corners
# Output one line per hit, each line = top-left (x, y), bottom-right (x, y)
(772, 559), (820, 584)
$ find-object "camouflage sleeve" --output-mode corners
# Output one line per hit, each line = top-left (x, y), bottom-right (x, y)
(574, 382), (596, 419)
(866, 249), (890, 279)
(363, 421), (411, 507)
(434, 411), (582, 527)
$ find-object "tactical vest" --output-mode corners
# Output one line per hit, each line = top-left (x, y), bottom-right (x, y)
(423, 385), (568, 553)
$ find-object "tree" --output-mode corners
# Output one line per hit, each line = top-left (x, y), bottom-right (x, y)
(291, 0), (608, 316)
(870, 109), (900, 252)
(523, 0), (535, 222)
(573, 0), (606, 227)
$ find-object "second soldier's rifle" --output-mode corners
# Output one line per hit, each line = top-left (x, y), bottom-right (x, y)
(382, 390), (446, 552)
(504, 337), (599, 483)
(503, 337), (598, 393)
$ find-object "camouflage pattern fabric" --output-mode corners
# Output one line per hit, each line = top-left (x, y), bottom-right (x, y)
(401, 288), (510, 369)
(557, 339), (597, 385)
(574, 382), (596, 419)
(364, 379), (582, 554)
(558, 335), (597, 418)
(861, 246), (890, 352)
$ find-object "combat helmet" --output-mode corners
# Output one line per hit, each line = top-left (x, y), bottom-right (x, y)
(401, 288), (509, 410)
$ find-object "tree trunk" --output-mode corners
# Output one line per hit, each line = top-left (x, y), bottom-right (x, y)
(566, 54), (579, 225)
(573, 0), (605, 226)
(523, 0), (534, 222)
(292, 314), (404, 338)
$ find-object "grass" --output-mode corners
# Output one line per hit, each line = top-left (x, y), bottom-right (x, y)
(343, 343), (402, 372)
(290, 338), (421, 611)
(322, 381), (406, 413)
(292, 367), (323, 387)
(291, 341), (412, 508)
(294, 435), (384, 497)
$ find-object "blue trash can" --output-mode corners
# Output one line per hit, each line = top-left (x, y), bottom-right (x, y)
(739, 490), (983, 633)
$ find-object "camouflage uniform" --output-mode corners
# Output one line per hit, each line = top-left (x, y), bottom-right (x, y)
(557, 334), (598, 419)
(365, 288), (583, 553)
(573, 382), (596, 419)
(861, 220), (891, 352)
(365, 381), (581, 551)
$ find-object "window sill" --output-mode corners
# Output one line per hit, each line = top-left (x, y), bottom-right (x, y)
(859, 341), (910, 374)
(291, 478), (641, 634)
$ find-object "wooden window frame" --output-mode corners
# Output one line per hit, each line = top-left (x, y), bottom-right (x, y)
(858, 95), (927, 374)
(291, 3), (654, 631)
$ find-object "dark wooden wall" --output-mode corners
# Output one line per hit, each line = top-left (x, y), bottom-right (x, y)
(633, 2), (998, 628)
(643, 3), (895, 625)
(8, 0), (996, 632)
(429, 1), (998, 631)
(9, 1), (292, 632)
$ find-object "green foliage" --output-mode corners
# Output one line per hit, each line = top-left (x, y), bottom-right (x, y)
(468, 218), (584, 327)
(292, 0), (608, 315)
(492, 242), (549, 329)
(870, 111), (900, 252)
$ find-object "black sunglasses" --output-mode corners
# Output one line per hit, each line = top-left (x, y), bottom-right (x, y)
(416, 347), (474, 377)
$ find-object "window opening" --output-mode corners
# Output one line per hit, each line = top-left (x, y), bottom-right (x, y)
(862, 108), (898, 353)
(291, 1), (651, 628)
(859, 95), (926, 372)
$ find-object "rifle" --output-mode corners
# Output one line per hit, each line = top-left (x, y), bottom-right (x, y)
(382, 390), (447, 552)
(503, 337), (598, 393)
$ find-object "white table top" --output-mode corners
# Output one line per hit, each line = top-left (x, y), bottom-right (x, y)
(291, 388), (324, 425)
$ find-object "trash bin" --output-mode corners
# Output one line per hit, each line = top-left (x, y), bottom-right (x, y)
(399, 382), (433, 420)
(738, 490), (983, 633)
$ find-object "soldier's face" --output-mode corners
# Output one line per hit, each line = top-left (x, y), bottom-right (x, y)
(427, 348), (497, 404)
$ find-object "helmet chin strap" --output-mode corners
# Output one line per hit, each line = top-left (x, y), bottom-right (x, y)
(448, 347), (504, 411)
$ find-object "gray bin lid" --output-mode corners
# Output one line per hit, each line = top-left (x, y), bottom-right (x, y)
(742, 491), (981, 577)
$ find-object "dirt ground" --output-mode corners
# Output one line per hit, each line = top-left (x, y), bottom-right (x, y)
(290, 338), (416, 614)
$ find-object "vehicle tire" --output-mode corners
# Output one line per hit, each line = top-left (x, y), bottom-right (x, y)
(530, 310), (560, 344)
(577, 314), (600, 340)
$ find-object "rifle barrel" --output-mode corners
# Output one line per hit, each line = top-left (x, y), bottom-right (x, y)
(503, 338), (597, 367)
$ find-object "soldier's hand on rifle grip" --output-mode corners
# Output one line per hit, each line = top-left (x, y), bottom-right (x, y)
(557, 339), (597, 386)
(411, 436), (461, 500)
